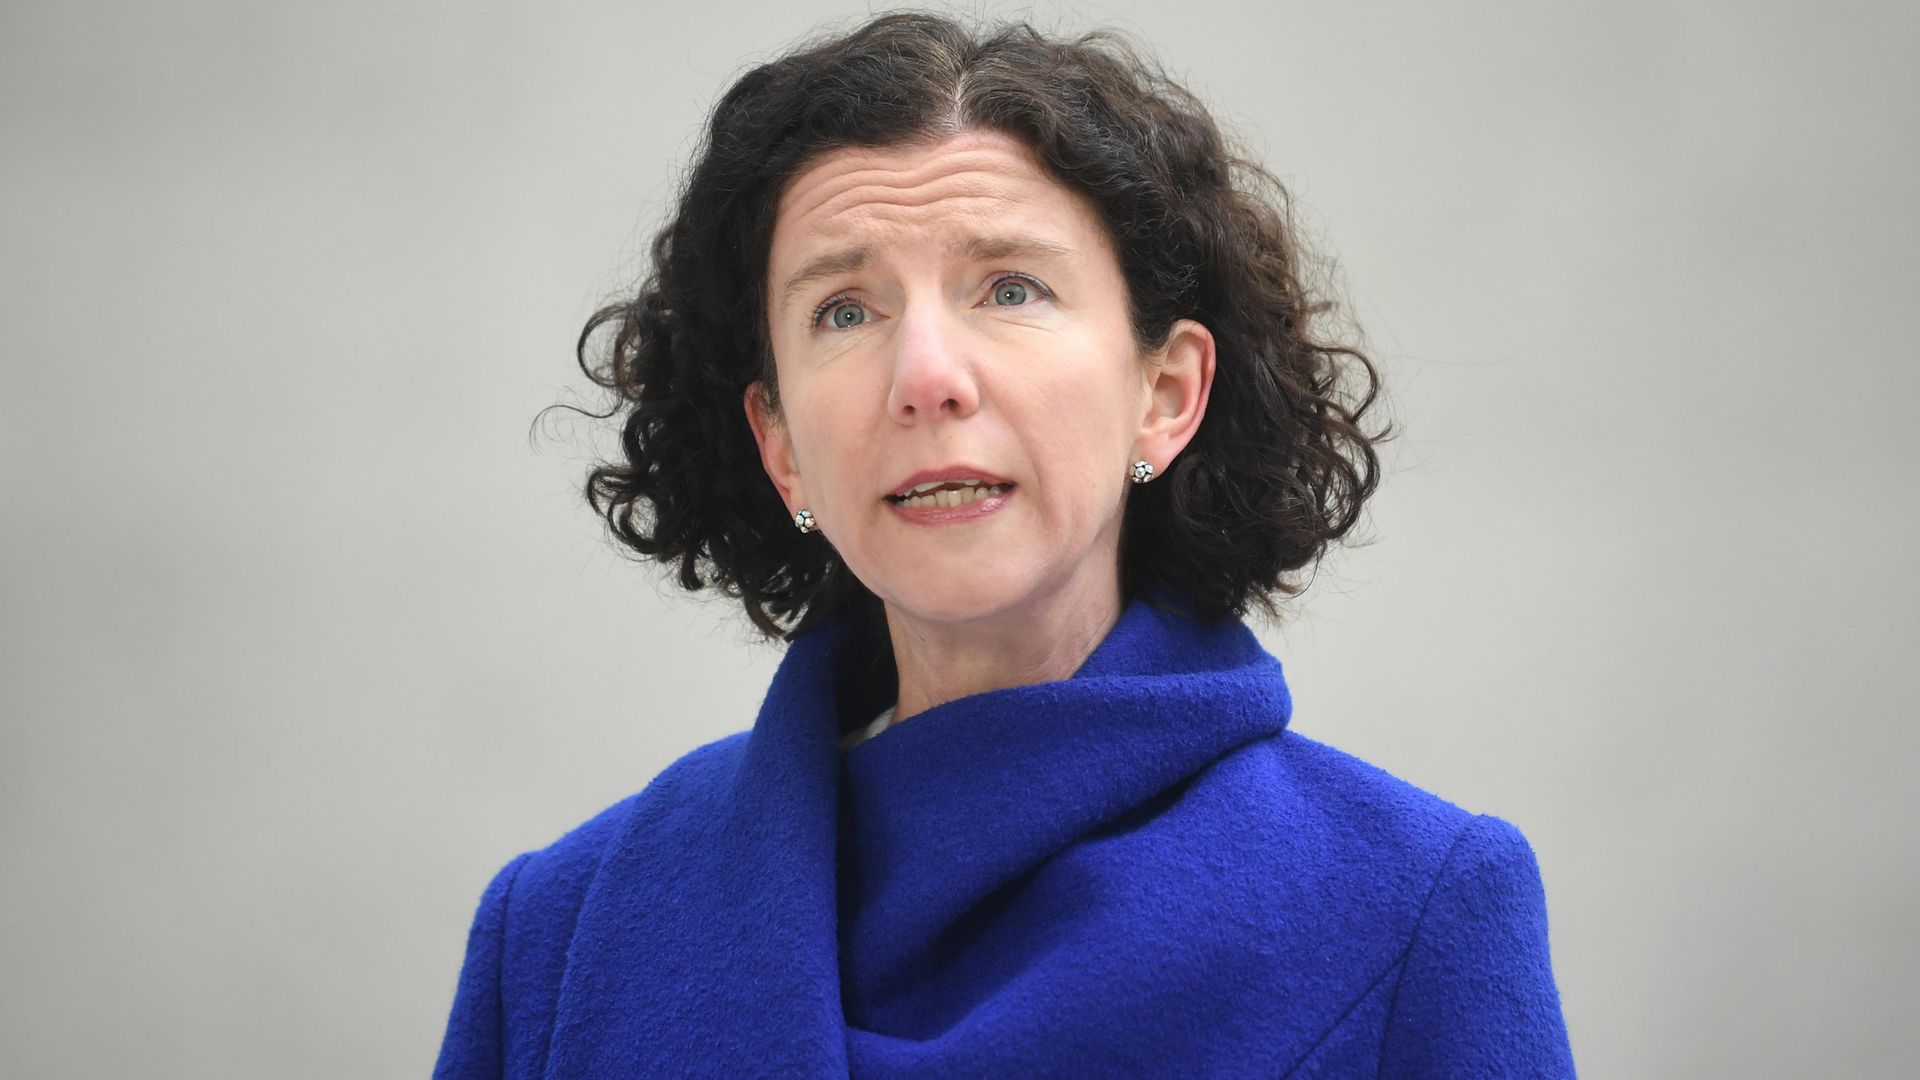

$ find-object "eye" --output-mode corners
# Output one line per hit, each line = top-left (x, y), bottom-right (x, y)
(810, 295), (867, 330)
(991, 275), (1046, 306)
(808, 274), (1053, 332)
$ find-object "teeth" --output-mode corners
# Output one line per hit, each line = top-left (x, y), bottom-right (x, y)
(897, 483), (1011, 509)
(903, 478), (986, 496)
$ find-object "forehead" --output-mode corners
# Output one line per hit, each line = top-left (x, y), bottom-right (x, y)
(767, 130), (1107, 284)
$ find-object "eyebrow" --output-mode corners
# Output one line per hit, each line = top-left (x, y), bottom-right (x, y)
(777, 235), (1079, 310)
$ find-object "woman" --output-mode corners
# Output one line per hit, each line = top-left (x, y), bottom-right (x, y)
(434, 12), (1575, 1078)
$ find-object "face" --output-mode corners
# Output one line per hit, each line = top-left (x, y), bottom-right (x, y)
(745, 128), (1213, 629)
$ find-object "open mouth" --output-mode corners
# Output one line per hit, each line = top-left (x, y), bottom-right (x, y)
(884, 481), (1016, 510)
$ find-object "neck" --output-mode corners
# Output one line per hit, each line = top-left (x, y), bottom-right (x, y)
(881, 566), (1128, 725)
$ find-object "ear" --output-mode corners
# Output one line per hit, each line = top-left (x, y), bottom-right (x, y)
(743, 380), (807, 514)
(1133, 317), (1216, 471)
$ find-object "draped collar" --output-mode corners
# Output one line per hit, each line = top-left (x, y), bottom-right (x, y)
(540, 586), (1294, 1077)
(835, 590), (1294, 1011)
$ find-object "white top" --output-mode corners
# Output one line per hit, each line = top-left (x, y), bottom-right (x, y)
(838, 703), (899, 752)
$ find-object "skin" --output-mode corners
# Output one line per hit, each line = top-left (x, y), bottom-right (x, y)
(744, 128), (1216, 727)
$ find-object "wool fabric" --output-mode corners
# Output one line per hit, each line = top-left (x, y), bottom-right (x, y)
(432, 588), (1576, 1078)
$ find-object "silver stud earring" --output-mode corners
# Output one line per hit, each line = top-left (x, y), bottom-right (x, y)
(793, 508), (817, 533)
(1129, 460), (1155, 484)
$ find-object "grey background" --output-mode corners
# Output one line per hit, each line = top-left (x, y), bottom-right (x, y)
(3, 1), (1914, 1076)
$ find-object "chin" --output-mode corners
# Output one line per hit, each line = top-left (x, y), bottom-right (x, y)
(877, 571), (1033, 627)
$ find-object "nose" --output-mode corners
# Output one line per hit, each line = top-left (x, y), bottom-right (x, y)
(886, 296), (981, 423)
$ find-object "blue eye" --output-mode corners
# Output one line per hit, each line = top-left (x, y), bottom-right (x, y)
(810, 272), (1052, 332)
(811, 297), (866, 329)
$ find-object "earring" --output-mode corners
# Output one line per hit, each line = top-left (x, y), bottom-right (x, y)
(1129, 460), (1155, 484)
(793, 508), (817, 533)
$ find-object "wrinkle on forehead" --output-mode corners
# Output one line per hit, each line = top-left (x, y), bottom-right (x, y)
(775, 132), (1052, 233)
(763, 130), (1120, 331)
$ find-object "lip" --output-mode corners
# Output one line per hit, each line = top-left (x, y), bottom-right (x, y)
(885, 483), (1015, 525)
(884, 464), (1016, 499)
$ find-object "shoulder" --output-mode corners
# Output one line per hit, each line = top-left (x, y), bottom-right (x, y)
(1234, 728), (1555, 942)
(1260, 727), (1486, 860)
(1224, 731), (1574, 1071)
(485, 730), (752, 928)
(436, 731), (755, 1075)
(1277, 729), (1550, 893)
(1332, 742), (1575, 1072)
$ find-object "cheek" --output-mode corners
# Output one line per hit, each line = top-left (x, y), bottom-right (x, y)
(1021, 393), (1128, 513)
(788, 380), (876, 508)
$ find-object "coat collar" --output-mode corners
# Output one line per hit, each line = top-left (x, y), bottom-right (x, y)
(541, 587), (1292, 1077)
(836, 592), (1293, 1003)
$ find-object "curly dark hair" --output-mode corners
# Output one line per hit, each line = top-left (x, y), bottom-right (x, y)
(549, 8), (1396, 648)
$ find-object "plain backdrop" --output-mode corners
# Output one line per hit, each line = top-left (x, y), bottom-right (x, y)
(3, 1), (1915, 1076)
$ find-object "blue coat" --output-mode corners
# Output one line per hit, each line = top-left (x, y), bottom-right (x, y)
(433, 590), (1577, 1077)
